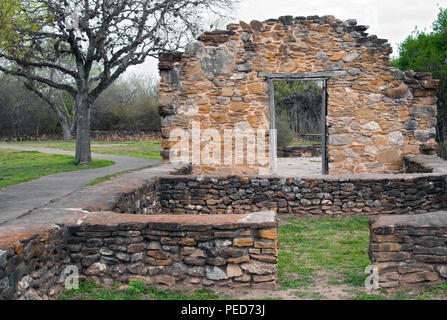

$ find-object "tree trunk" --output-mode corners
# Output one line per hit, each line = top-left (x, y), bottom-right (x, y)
(62, 120), (72, 141)
(75, 91), (92, 165)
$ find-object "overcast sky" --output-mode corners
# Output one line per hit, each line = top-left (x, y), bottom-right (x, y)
(125, 0), (446, 79)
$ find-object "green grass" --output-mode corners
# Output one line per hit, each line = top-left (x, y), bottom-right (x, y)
(277, 217), (370, 289)
(59, 279), (225, 300)
(84, 164), (158, 187)
(0, 149), (114, 189)
(5, 140), (162, 161)
(349, 284), (447, 300)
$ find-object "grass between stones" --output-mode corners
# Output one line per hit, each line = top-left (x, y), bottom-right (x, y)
(5, 140), (163, 161)
(58, 279), (227, 300)
(0, 149), (114, 189)
(57, 216), (447, 300)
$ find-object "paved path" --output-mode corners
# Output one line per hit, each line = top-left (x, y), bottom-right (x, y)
(0, 145), (160, 225)
(276, 157), (323, 176)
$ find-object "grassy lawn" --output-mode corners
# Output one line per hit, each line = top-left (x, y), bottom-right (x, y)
(5, 140), (162, 161)
(57, 216), (447, 300)
(58, 279), (227, 300)
(0, 149), (114, 189)
(278, 216), (370, 290)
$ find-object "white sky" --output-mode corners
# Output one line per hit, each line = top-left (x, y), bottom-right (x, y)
(124, 0), (446, 80)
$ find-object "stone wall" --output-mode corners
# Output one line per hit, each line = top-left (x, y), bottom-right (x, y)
(159, 174), (447, 216)
(0, 211), (278, 299)
(0, 226), (68, 300)
(158, 155), (447, 216)
(67, 211), (278, 290)
(159, 15), (439, 175)
(277, 145), (322, 158)
(369, 211), (447, 289)
(0, 131), (162, 143)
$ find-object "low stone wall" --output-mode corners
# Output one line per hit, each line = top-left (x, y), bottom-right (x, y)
(158, 155), (447, 216)
(277, 145), (322, 158)
(0, 211), (278, 299)
(0, 131), (162, 143)
(0, 226), (68, 300)
(369, 211), (447, 289)
(67, 211), (278, 290)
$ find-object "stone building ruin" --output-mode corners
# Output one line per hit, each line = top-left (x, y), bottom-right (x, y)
(159, 15), (439, 175)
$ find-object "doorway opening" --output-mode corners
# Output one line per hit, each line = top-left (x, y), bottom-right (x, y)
(269, 77), (328, 175)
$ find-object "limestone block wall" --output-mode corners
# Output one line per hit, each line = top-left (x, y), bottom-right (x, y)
(369, 211), (447, 289)
(0, 211), (278, 299)
(159, 155), (447, 216)
(67, 212), (278, 290)
(159, 15), (439, 175)
(0, 227), (68, 300)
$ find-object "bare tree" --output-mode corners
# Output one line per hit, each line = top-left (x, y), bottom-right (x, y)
(0, 0), (236, 164)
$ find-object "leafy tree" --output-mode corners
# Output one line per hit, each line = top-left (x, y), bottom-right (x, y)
(0, 0), (236, 164)
(391, 7), (447, 159)
(274, 80), (323, 146)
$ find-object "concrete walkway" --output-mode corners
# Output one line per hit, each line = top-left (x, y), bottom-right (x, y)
(276, 157), (323, 176)
(0, 145), (161, 225)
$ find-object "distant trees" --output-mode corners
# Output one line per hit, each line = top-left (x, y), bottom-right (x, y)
(91, 75), (160, 132)
(0, 76), (60, 137)
(274, 80), (323, 147)
(0, 74), (160, 138)
(0, 0), (236, 164)
(391, 7), (447, 159)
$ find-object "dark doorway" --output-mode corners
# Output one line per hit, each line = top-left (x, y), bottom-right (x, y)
(269, 77), (328, 175)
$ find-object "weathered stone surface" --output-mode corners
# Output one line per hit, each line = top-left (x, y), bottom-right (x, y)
(226, 264), (243, 278)
(0, 250), (7, 268)
(150, 274), (175, 287)
(241, 261), (277, 275)
(205, 266), (229, 280)
(159, 16), (439, 175)
(233, 238), (254, 247)
(370, 211), (447, 289)
(86, 263), (107, 276)
(254, 228), (277, 240)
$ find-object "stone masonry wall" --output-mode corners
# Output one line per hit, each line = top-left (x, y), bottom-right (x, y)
(67, 212), (278, 291)
(0, 227), (68, 300)
(159, 155), (447, 216)
(0, 211), (278, 299)
(159, 15), (439, 175)
(369, 211), (447, 289)
(159, 174), (446, 216)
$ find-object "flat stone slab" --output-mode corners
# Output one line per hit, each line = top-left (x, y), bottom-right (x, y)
(71, 211), (277, 229)
(371, 211), (447, 229)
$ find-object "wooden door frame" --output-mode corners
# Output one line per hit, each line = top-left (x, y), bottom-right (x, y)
(263, 72), (329, 175)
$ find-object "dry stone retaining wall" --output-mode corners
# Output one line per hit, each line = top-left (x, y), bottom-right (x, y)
(0, 131), (162, 143)
(0, 211), (278, 299)
(159, 15), (439, 175)
(67, 212), (278, 291)
(0, 227), (68, 300)
(159, 156), (447, 216)
(277, 145), (322, 158)
(369, 211), (447, 289)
